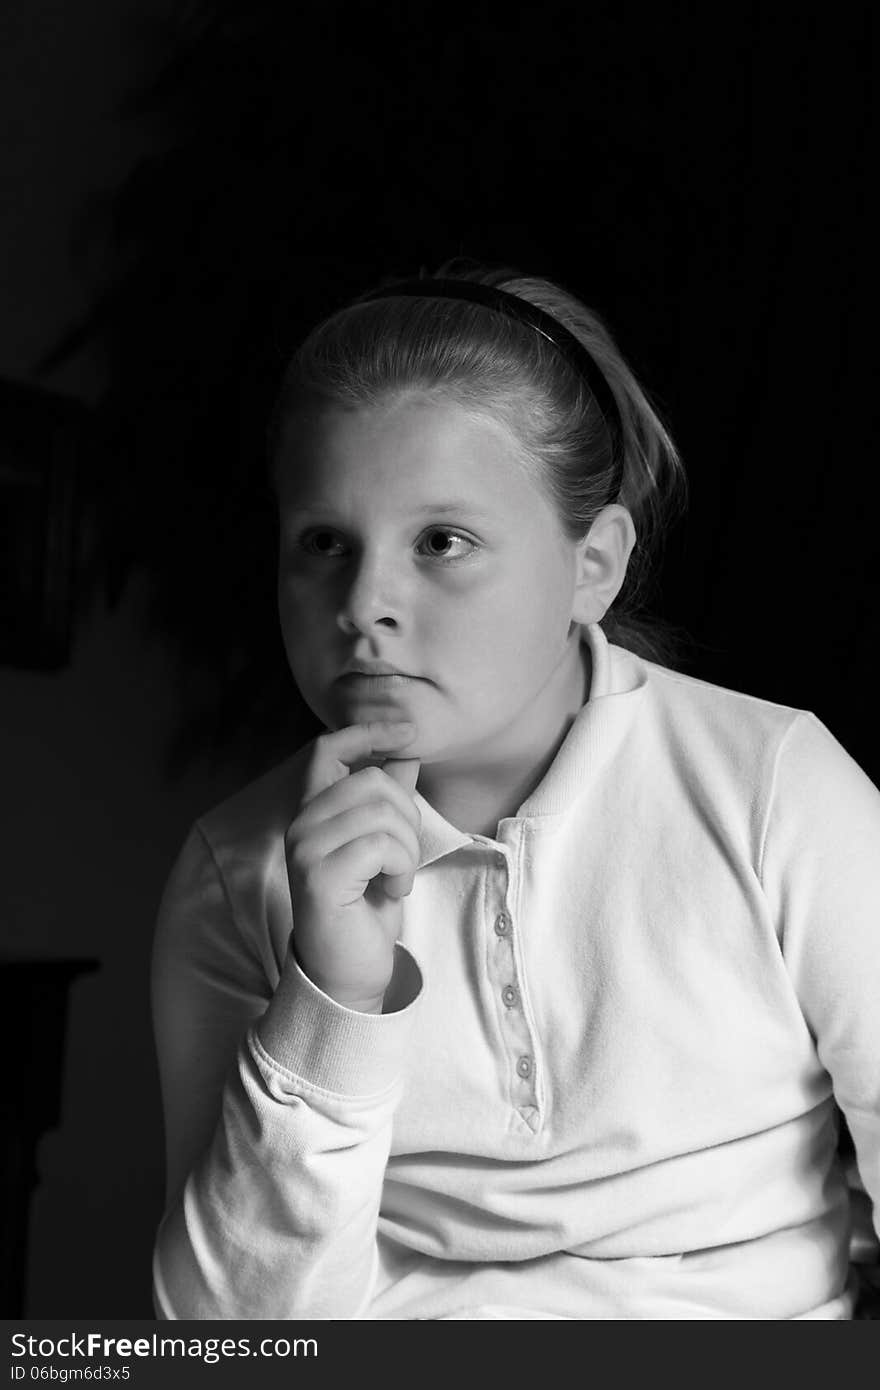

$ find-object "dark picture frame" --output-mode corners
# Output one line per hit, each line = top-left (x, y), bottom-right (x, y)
(0, 378), (87, 670)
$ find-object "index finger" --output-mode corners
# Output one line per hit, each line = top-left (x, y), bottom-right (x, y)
(302, 720), (417, 802)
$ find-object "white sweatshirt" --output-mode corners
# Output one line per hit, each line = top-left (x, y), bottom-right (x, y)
(151, 623), (880, 1319)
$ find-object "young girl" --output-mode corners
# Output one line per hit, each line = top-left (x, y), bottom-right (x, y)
(150, 263), (879, 1320)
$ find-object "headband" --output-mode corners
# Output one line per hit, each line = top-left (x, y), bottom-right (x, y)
(358, 277), (625, 499)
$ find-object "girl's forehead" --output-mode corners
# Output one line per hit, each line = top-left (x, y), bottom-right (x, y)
(277, 395), (544, 506)
(285, 392), (517, 451)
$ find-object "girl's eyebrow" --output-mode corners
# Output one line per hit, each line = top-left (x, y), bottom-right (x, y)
(412, 500), (494, 517)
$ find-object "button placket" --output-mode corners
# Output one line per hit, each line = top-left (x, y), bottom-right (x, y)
(484, 838), (539, 1120)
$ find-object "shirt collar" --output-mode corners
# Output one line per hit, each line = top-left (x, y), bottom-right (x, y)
(413, 622), (649, 867)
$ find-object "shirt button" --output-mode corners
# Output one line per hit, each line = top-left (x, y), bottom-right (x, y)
(494, 912), (511, 937)
(494, 852), (506, 870)
(502, 984), (519, 1008)
(516, 1055), (532, 1079)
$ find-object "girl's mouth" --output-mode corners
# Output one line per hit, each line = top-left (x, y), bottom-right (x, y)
(337, 673), (421, 690)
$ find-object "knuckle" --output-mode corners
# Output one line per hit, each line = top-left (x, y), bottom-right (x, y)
(286, 837), (314, 876)
(285, 811), (309, 845)
(309, 727), (340, 764)
(307, 734), (328, 764)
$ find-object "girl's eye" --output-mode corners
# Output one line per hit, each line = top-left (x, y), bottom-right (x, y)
(416, 527), (477, 562)
(300, 529), (345, 557)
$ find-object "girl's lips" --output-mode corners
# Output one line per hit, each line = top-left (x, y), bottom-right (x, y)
(339, 660), (414, 676)
(337, 673), (421, 687)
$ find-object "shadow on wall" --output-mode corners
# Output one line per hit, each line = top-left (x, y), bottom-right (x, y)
(0, 574), (249, 1316)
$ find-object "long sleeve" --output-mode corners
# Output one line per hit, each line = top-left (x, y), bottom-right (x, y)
(150, 822), (422, 1320)
(761, 712), (880, 1247)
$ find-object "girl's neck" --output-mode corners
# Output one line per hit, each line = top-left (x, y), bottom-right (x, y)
(417, 639), (592, 838)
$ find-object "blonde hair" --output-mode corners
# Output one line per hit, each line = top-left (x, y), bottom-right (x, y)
(269, 260), (690, 667)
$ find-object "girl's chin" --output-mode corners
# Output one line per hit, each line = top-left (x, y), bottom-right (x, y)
(324, 688), (422, 728)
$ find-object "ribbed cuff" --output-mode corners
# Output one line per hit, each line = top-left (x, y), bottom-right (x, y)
(255, 940), (423, 1096)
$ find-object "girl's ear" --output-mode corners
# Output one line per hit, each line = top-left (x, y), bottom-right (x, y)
(570, 505), (637, 626)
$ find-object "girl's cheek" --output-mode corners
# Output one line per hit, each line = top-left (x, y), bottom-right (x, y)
(278, 570), (317, 610)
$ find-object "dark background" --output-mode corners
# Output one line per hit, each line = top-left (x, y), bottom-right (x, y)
(1, 0), (875, 1315)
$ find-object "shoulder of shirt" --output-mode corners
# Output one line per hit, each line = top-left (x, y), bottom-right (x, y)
(606, 646), (880, 859)
(610, 642), (809, 725)
(606, 641), (817, 777)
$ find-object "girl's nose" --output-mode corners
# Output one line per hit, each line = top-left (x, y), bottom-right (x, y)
(335, 553), (402, 635)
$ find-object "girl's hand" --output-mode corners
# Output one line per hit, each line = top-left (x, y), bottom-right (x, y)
(284, 721), (422, 1013)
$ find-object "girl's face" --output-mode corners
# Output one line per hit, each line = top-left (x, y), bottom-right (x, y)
(275, 395), (587, 768)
